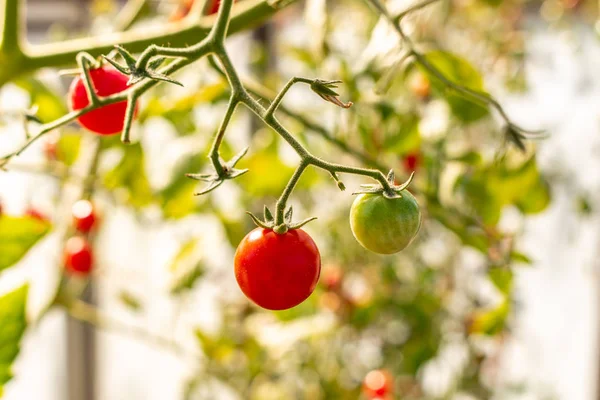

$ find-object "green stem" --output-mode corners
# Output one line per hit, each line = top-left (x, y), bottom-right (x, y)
(264, 77), (313, 119)
(209, 95), (240, 175)
(275, 161), (309, 226)
(0, 0), (22, 54)
(77, 53), (101, 105)
(366, 0), (539, 134)
(13, 0), (291, 82)
(210, 0), (235, 43)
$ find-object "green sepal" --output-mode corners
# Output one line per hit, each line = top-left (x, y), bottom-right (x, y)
(264, 206), (274, 223)
(352, 172), (415, 199)
(186, 147), (250, 196)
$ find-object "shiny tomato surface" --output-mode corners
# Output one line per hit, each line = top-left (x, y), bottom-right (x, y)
(69, 66), (137, 135)
(234, 228), (321, 310)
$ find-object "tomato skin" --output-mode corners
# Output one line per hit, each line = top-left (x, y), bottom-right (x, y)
(64, 236), (94, 275)
(72, 199), (97, 233)
(350, 191), (421, 254)
(69, 66), (138, 135)
(363, 369), (394, 398)
(234, 228), (321, 310)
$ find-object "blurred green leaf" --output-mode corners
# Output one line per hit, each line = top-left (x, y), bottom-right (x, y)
(104, 144), (154, 208)
(382, 114), (420, 154)
(118, 291), (143, 312)
(420, 51), (489, 122)
(488, 268), (513, 295)
(510, 251), (532, 265)
(56, 131), (82, 166)
(0, 284), (28, 395)
(169, 239), (204, 295)
(0, 216), (51, 272)
(160, 153), (205, 219)
(15, 78), (67, 123)
(457, 156), (550, 225)
(469, 301), (509, 336)
(142, 82), (229, 134)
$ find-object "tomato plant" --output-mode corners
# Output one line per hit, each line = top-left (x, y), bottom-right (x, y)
(0, 0), (563, 397)
(69, 66), (138, 135)
(234, 228), (321, 310)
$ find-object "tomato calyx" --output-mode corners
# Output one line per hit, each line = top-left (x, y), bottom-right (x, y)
(353, 170), (415, 199)
(186, 147), (249, 195)
(246, 205), (317, 234)
(310, 79), (353, 109)
(103, 46), (183, 87)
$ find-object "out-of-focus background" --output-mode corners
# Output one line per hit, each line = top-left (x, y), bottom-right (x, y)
(0, 0), (599, 399)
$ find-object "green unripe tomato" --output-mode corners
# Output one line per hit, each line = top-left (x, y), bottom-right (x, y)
(350, 191), (421, 254)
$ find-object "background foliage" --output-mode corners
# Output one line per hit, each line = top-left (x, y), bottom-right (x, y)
(0, 0), (596, 398)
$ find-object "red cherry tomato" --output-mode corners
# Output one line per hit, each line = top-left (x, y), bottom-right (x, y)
(72, 199), (98, 233)
(402, 152), (421, 172)
(234, 228), (321, 310)
(69, 66), (138, 135)
(206, 0), (237, 15)
(25, 208), (48, 222)
(322, 265), (343, 291)
(64, 236), (94, 275)
(363, 370), (394, 398)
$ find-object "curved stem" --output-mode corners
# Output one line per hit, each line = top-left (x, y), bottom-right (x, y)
(211, 0), (235, 43)
(275, 161), (309, 225)
(265, 76), (313, 119)
(209, 95), (240, 174)
(365, 0), (538, 134)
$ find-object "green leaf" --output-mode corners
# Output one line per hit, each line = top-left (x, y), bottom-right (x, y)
(15, 78), (67, 123)
(118, 291), (143, 312)
(420, 51), (489, 123)
(0, 216), (51, 272)
(0, 284), (29, 394)
(160, 153), (206, 219)
(103, 144), (154, 208)
(468, 301), (509, 336)
(488, 268), (513, 295)
(510, 251), (533, 265)
(457, 156), (550, 225)
(169, 239), (204, 295)
(56, 131), (82, 166)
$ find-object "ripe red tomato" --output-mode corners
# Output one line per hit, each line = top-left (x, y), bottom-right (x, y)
(234, 228), (321, 310)
(69, 66), (138, 135)
(64, 236), (94, 275)
(402, 152), (421, 172)
(363, 369), (394, 398)
(72, 199), (98, 233)
(350, 191), (421, 254)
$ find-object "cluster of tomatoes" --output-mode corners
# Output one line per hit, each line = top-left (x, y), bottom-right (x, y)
(68, 51), (422, 311)
(63, 200), (98, 276)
